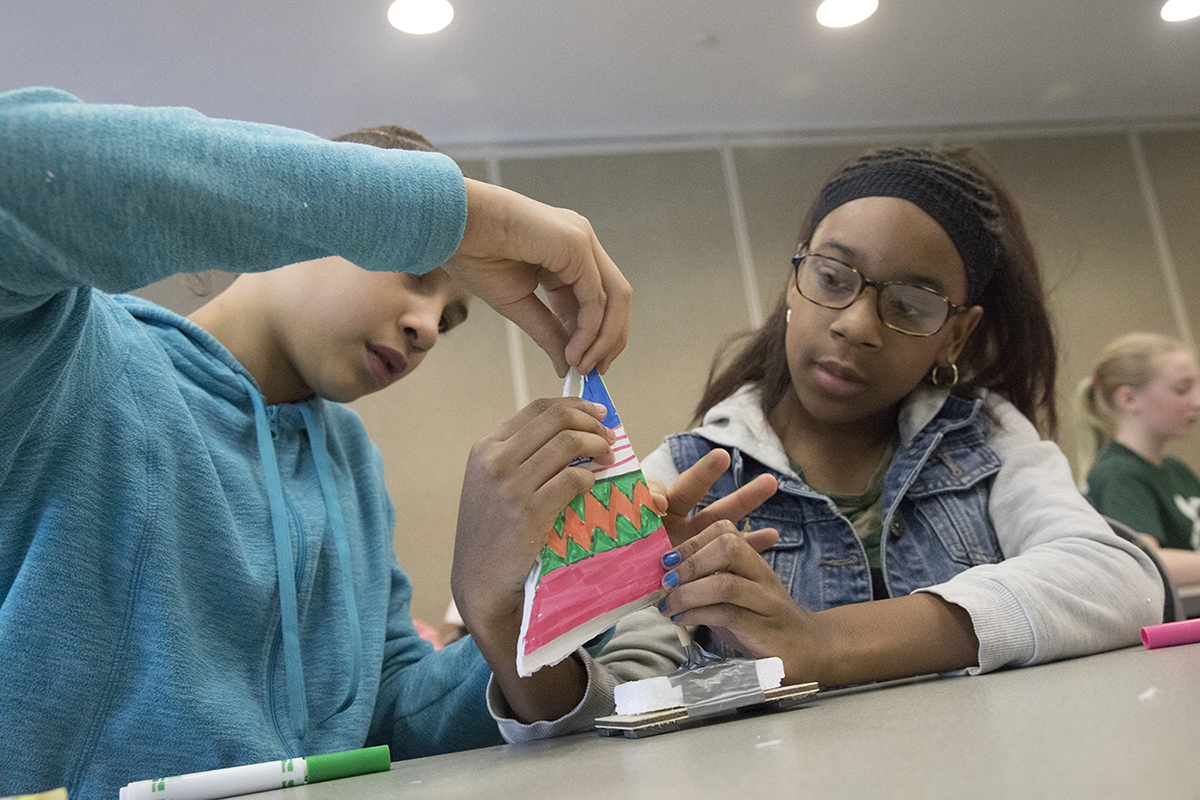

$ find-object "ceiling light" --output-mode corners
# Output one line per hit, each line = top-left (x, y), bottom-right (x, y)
(1161, 0), (1200, 21)
(387, 0), (454, 34)
(816, 0), (879, 28)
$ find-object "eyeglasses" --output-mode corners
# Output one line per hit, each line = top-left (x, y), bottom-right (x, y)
(791, 253), (965, 337)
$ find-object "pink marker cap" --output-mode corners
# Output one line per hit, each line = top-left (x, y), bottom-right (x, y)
(1140, 617), (1200, 649)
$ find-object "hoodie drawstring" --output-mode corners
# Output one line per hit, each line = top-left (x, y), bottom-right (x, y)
(297, 403), (363, 721)
(237, 374), (309, 743)
(236, 376), (364, 743)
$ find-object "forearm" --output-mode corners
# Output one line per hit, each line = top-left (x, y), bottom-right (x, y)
(0, 87), (466, 297)
(470, 616), (588, 724)
(808, 593), (978, 687)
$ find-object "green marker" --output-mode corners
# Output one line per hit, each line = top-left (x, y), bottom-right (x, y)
(119, 745), (390, 800)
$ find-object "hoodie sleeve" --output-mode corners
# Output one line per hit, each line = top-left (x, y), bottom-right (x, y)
(485, 606), (686, 741)
(0, 87), (466, 304)
(366, 564), (505, 757)
(917, 394), (1163, 673)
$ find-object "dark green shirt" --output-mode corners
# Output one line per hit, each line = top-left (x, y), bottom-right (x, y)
(1086, 442), (1200, 550)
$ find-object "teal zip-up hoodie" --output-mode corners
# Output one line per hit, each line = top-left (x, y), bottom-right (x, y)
(0, 87), (502, 799)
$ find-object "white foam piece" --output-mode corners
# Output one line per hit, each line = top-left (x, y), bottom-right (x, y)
(755, 656), (786, 689)
(614, 656), (786, 716)
(614, 676), (683, 716)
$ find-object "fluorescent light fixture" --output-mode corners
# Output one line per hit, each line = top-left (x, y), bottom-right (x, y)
(1161, 0), (1200, 21)
(816, 0), (879, 28)
(387, 0), (455, 34)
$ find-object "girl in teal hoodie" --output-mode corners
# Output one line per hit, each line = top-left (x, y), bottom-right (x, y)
(0, 88), (632, 799)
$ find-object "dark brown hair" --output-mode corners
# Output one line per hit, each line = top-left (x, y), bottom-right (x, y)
(331, 125), (437, 153)
(695, 145), (1059, 437)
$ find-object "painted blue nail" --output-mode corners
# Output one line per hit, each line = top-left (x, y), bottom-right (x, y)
(670, 614), (683, 624)
(657, 597), (669, 614)
(663, 571), (679, 588)
(662, 551), (681, 567)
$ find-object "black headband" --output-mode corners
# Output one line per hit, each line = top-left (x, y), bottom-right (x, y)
(808, 157), (997, 302)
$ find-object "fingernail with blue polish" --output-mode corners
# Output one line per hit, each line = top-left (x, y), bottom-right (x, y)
(662, 551), (681, 568)
(657, 597), (668, 614)
(670, 614), (682, 624)
(663, 571), (679, 588)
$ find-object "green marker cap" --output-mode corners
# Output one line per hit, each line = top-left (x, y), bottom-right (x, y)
(306, 745), (391, 783)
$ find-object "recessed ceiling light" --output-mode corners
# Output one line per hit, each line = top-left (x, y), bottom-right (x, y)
(387, 0), (454, 34)
(816, 0), (879, 28)
(1161, 0), (1200, 21)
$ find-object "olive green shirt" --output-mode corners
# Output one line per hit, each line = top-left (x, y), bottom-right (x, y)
(790, 438), (897, 570)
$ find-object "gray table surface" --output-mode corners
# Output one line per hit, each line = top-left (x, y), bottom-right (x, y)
(245, 643), (1200, 800)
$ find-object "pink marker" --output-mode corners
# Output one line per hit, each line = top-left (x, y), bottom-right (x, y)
(1140, 617), (1200, 649)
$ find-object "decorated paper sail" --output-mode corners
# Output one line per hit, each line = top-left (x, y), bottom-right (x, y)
(516, 368), (672, 677)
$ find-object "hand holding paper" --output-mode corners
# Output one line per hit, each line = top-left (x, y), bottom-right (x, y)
(451, 370), (785, 723)
(451, 393), (615, 720)
(515, 368), (674, 676)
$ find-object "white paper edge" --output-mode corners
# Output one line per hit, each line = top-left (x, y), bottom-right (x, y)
(516, 585), (664, 678)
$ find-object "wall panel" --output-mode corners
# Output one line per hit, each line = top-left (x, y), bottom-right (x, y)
(981, 134), (1197, 473)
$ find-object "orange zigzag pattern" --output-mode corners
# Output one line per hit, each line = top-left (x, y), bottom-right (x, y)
(544, 478), (655, 560)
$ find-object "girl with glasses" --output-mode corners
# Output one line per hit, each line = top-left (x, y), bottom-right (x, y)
(619, 146), (1161, 689)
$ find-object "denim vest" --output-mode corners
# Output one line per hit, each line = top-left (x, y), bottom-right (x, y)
(670, 395), (1003, 659)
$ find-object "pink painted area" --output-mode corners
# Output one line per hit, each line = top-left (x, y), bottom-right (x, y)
(522, 524), (671, 654)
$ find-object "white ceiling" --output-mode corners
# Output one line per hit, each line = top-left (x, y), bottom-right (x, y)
(1, 1), (1198, 149)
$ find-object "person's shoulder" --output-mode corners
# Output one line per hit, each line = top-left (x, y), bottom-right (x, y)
(1084, 455), (1118, 493)
(976, 389), (1029, 427)
(1089, 445), (1129, 476)
(689, 384), (793, 475)
(1088, 445), (1160, 496)
(1096, 443), (1153, 473)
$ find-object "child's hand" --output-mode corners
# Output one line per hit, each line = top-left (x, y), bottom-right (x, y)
(648, 448), (779, 550)
(446, 179), (631, 377)
(452, 396), (614, 628)
(659, 520), (982, 687)
(450, 396), (614, 721)
(656, 519), (823, 685)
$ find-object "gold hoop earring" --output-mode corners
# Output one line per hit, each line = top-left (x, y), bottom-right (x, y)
(929, 363), (959, 387)
(786, 308), (792, 323)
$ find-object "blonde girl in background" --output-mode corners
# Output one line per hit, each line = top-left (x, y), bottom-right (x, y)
(1075, 333), (1200, 588)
